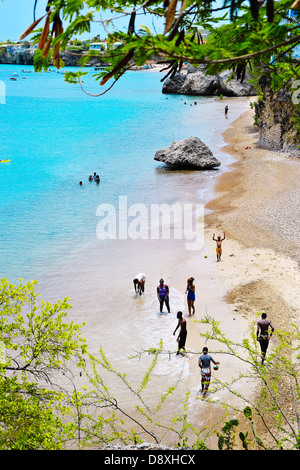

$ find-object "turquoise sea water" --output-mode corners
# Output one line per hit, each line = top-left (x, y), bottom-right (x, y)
(0, 63), (234, 283)
(0, 64), (249, 372)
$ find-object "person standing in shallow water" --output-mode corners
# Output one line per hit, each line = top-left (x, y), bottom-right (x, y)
(133, 273), (146, 295)
(185, 277), (195, 316)
(157, 278), (170, 313)
(173, 311), (187, 355)
(256, 312), (275, 364)
(198, 347), (220, 399)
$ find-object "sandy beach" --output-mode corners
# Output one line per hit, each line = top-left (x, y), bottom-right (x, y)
(82, 98), (300, 449)
(129, 97), (300, 448)
(180, 99), (300, 446)
(205, 102), (300, 332)
(8, 87), (298, 448)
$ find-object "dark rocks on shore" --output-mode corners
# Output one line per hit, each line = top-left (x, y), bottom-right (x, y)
(154, 136), (221, 170)
(0, 50), (105, 67)
(162, 66), (256, 97)
(254, 72), (300, 156)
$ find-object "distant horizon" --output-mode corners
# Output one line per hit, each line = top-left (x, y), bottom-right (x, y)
(0, 37), (110, 44)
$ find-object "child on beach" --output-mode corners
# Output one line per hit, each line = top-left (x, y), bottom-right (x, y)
(213, 232), (225, 261)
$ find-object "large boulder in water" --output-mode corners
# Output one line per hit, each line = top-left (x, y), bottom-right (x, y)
(162, 67), (256, 96)
(154, 137), (221, 170)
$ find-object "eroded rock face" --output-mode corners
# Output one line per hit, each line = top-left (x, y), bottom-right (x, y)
(0, 50), (104, 67)
(255, 74), (300, 156)
(162, 68), (256, 97)
(154, 136), (221, 169)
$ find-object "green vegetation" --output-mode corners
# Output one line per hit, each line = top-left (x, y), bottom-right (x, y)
(1, 279), (300, 450)
(2, 0), (300, 449)
(17, 0), (300, 96)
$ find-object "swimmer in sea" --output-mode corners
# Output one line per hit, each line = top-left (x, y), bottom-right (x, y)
(213, 232), (225, 262)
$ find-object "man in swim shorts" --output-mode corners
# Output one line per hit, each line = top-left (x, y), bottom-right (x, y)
(157, 278), (170, 313)
(133, 273), (146, 295)
(198, 347), (220, 399)
(173, 311), (187, 355)
(256, 312), (275, 364)
(213, 232), (225, 261)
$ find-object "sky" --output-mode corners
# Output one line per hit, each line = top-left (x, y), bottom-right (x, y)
(0, 0), (164, 42)
(0, 0), (227, 43)
(1, 0), (47, 41)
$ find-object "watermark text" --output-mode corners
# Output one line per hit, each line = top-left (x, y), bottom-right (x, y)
(96, 196), (204, 250)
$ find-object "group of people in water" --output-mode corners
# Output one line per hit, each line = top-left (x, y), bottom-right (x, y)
(132, 230), (275, 399)
(133, 272), (218, 398)
(79, 172), (100, 186)
(89, 172), (100, 183)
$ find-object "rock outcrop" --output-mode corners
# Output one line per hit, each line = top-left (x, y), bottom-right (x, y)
(162, 67), (256, 97)
(0, 50), (104, 67)
(154, 137), (220, 169)
(0, 50), (35, 65)
(255, 73), (300, 156)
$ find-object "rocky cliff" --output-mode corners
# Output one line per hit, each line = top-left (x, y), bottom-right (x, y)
(162, 64), (300, 156)
(0, 49), (102, 67)
(255, 73), (300, 156)
(162, 65), (256, 97)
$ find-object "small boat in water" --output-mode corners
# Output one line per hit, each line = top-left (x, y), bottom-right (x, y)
(0, 159), (10, 163)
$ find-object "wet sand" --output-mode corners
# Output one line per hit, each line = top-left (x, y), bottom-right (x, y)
(153, 99), (300, 447)
(188, 101), (300, 446)
(43, 97), (300, 449)
(89, 98), (300, 447)
(205, 103), (300, 331)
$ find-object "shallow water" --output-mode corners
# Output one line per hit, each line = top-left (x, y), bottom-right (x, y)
(0, 64), (249, 400)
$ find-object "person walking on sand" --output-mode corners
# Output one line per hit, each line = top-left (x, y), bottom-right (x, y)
(173, 311), (187, 355)
(256, 312), (275, 364)
(157, 278), (170, 313)
(185, 277), (195, 316)
(225, 105), (229, 116)
(133, 273), (146, 295)
(198, 347), (220, 399)
(213, 232), (225, 262)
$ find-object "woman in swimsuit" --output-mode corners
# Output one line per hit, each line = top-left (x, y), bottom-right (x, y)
(185, 277), (195, 317)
